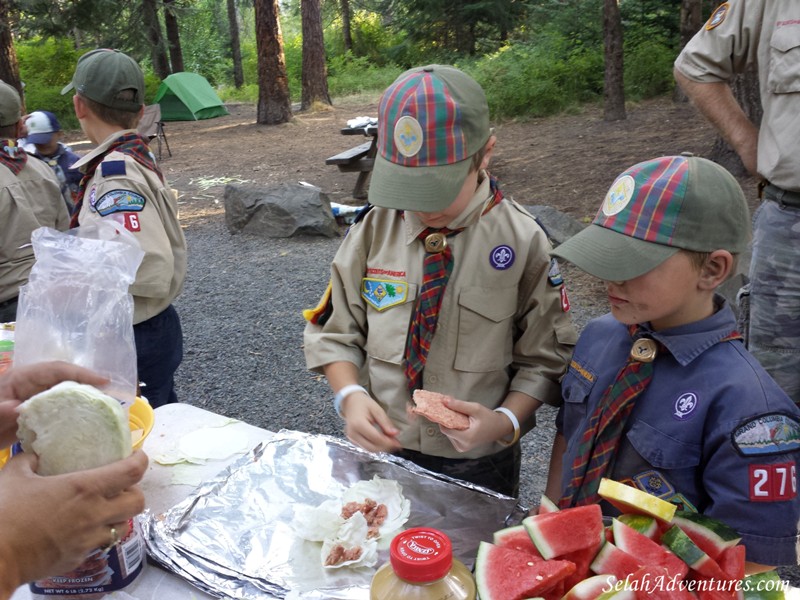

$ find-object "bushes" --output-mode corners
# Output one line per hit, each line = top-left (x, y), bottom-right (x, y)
(16, 39), (81, 129)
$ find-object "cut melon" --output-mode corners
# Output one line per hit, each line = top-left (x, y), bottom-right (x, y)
(660, 525), (732, 583)
(742, 570), (786, 600)
(590, 542), (643, 580)
(616, 514), (658, 540)
(597, 478), (676, 522)
(612, 519), (688, 580)
(523, 504), (605, 559)
(624, 565), (696, 599)
(671, 511), (741, 560)
(716, 544), (745, 582)
(475, 541), (576, 600)
(559, 541), (605, 592)
(539, 494), (560, 514)
(563, 574), (618, 600)
(493, 524), (543, 559)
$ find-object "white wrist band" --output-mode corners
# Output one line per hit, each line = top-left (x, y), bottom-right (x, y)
(494, 407), (521, 446)
(334, 384), (367, 418)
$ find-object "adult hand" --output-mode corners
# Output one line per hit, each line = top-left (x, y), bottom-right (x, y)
(439, 397), (511, 453)
(342, 391), (402, 453)
(0, 361), (108, 449)
(0, 450), (147, 593)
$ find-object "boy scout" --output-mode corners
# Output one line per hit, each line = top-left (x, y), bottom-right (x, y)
(304, 65), (576, 496)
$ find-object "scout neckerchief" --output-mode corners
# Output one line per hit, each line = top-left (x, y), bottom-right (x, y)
(404, 175), (504, 391)
(70, 132), (163, 228)
(559, 326), (743, 508)
(0, 139), (27, 176)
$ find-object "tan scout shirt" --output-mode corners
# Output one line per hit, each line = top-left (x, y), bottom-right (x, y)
(675, 0), (800, 191)
(73, 131), (187, 324)
(304, 176), (577, 459)
(0, 158), (69, 303)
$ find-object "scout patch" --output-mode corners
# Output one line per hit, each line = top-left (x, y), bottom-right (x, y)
(667, 493), (697, 513)
(93, 190), (146, 216)
(489, 245), (515, 270)
(101, 160), (126, 177)
(568, 358), (595, 384)
(303, 280), (333, 325)
(548, 258), (563, 286)
(561, 287), (570, 312)
(673, 391), (699, 421)
(633, 470), (675, 499)
(732, 413), (800, 456)
(602, 174), (635, 216)
(706, 3), (729, 30)
(749, 462), (797, 502)
(361, 278), (408, 311)
(88, 185), (97, 208)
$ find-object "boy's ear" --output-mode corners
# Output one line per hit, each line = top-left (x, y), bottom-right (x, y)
(73, 94), (88, 119)
(699, 250), (734, 290)
(480, 135), (497, 170)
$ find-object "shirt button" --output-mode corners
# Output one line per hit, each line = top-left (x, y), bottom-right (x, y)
(428, 376), (437, 383)
(426, 427), (436, 436)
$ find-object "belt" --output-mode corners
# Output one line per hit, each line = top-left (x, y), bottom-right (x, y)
(763, 183), (800, 208)
(0, 296), (18, 310)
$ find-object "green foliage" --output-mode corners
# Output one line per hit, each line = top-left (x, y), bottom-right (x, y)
(16, 39), (81, 128)
(624, 39), (677, 100)
(326, 55), (401, 98)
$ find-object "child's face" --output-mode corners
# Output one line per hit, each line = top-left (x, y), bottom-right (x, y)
(413, 167), (480, 229)
(604, 251), (711, 331)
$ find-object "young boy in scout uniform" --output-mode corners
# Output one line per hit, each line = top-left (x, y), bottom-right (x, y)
(549, 155), (800, 568)
(304, 65), (576, 497)
(64, 49), (187, 408)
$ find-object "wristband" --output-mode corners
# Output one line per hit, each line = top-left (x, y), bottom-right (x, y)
(494, 407), (521, 446)
(333, 384), (367, 419)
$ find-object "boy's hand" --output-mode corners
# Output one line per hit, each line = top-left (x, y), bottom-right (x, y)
(439, 397), (511, 452)
(342, 391), (402, 453)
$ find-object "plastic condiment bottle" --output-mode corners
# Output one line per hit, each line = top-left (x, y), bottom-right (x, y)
(370, 527), (476, 600)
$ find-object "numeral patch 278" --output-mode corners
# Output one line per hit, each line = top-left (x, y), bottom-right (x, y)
(749, 462), (797, 502)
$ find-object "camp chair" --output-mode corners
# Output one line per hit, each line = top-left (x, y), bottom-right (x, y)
(138, 104), (172, 160)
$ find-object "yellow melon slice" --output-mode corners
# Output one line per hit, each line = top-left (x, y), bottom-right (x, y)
(598, 478), (676, 522)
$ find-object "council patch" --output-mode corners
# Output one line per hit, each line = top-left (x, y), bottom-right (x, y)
(732, 413), (800, 457)
(94, 190), (146, 216)
(361, 278), (408, 311)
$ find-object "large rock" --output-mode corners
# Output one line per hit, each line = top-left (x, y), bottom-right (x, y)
(224, 182), (339, 238)
(525, 204), (587, 246)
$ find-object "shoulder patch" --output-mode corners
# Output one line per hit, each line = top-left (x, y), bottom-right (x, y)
(94, 189), (146, 216)
(101, 160), (127, 177)
(361, 278), (408, 311)
(732, 412), (800, 456)
(706, 2), (729, 30)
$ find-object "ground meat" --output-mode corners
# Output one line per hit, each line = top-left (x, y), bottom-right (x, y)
(324, 543), (363, 566)
(340, 497), (388, 538)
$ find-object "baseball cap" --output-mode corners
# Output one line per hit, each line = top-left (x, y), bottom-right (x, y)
(61, 49), (144, 112)
(368, 65), (490, 212)
(0, 81), (21, 127)
(551, 155), (750, 281)
(25, 111), (61, 144)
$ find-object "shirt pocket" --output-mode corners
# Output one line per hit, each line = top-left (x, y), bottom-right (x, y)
(454, 286), (516, 372)
(768, 25), (800, 93)
(560, 362), (596, 434)
(626, 419), (702, 470)
(364, 283), (418, 365)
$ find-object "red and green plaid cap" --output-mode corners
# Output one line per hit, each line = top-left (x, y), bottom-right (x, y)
(369, 65), (490, 212)
(552, 155), (750, 281)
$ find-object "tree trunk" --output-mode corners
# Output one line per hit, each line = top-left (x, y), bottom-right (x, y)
(0, 0), (23, 108)
(674, 0), (703, 102)
(300, 0), (331, 110)
(254, 0), (292, 124)
(710, 65), (763, 176)
(142, 0), (171, 78)
(603, 0), (626, 121)
(227, 0), (244, 88)
(163, 0), (185, 73)
(340, 0), (353, 54)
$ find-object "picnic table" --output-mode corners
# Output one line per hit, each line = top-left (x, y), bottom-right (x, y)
(326, 117), (378, 200)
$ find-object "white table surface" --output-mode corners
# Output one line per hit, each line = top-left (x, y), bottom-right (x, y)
(12, 402), (275, 600)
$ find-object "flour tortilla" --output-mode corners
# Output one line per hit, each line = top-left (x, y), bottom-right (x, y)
(411, 389), (470, 430)
(16, 381), (132, 476)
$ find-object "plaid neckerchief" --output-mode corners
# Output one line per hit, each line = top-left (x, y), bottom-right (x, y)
(404, 176), (504, 391)
(559, 326), (743, 508)
(0, 139), (27, 176)
(70, 132), (163, 228)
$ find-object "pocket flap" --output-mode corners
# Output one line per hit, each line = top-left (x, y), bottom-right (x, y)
(771, 26), (800, 53)
(458, 287), (516, 322)
(626, 419), (701, 469)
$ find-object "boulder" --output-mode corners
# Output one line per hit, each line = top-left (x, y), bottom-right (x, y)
(224, 182), (339, 238)
(525, 204), (587, 246)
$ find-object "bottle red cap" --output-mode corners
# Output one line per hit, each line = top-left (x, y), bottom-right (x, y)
(389, 527), (453, 582)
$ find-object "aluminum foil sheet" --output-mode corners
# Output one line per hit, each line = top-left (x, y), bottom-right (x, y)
(142, 430), (527, 599)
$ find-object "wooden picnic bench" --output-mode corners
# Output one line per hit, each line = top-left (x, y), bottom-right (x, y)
(326, 123), (378, 200)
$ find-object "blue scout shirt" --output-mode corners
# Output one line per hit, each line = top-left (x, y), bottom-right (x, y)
(558, 298), (800, 566)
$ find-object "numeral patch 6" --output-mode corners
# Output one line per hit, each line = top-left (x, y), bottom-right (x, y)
(749, 462), (797, 502)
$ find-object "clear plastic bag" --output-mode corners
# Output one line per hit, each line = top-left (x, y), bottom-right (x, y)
(14, 220), (145, 408)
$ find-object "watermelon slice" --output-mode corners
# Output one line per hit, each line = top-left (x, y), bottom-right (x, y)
(625, 565), (696, 599)
(671, 511), (741, 560)
(475, 541), (576, 600)
(597, 478), (676, 522)
(660, 525), (733, 583)
(616, 514), (658, 540)
(612, 519), (688, 580)
(523, 503), (605, 559)
(563, 574), (618, 600)
(559, 540), (605, 592)
(716, 544), (745, 582)
(493, 524), (544, 559)
(590, 542), (643, 580)
(742, 570), (787, 600)
(539, 494), (560, 514)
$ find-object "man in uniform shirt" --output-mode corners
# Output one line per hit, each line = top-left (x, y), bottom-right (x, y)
(674, 1), (800, 404)
(0, 82), (69, 323)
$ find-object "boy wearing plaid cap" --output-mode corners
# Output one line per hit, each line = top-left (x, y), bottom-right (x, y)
(304, 65), (575, 496)
(549, 155), (800, 568)
(64, 49), (187, 408)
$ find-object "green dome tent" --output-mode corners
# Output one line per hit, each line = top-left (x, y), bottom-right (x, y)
(153, 72), (229, 121)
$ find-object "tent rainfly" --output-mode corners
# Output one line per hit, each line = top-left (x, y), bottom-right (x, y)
(153, 72), (229, 121)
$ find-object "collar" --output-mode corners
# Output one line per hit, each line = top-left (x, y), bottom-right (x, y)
(640, 295), (739, 367)
(404, 172), (493, 244)
(72, 129), (137, 172)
